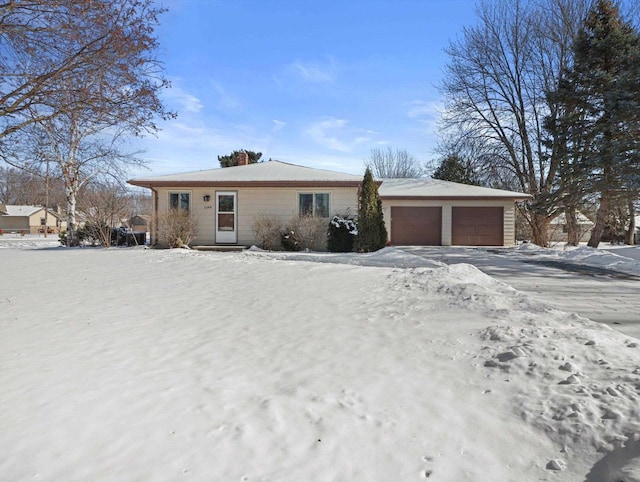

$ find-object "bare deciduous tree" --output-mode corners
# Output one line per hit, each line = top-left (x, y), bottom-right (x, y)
(0, 1), (172, 142)
(365, 147), (422, 178)
(440, 0), (592, 246)
(79, 181), (132, 247)
(1, 0), (173, 246)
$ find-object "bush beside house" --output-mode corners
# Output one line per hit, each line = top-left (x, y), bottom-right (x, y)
(155, 209), (197, 248)
(327, 214), (357, 252)
(281, 216), (326, 251)
(353, 168), (387, 252)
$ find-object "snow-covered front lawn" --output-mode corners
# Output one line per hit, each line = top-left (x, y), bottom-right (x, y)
(1, 244), (640, 481)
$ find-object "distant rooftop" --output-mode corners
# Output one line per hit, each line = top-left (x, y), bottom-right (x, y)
(550, 212), (594, 225)
(0, 205), (46, 217)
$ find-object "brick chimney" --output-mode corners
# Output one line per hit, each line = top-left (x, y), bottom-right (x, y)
(236, 150), (249, 166)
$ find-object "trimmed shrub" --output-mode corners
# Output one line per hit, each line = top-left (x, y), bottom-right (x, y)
(327, 214), (357, 252)
(156, 209), (197, 248)
(281, 215), (327, 251)
(252, 214), (282, 250)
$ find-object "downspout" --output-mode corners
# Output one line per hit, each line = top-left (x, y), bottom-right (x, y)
(151, 186), (158, 246)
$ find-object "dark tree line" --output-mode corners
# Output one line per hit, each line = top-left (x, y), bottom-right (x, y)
(547, 0), (640, 247)
(439, 0), (640, 246)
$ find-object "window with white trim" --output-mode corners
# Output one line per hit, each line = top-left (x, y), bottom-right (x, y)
(299, 192), (330, 217)
(169, 192), (191, 211)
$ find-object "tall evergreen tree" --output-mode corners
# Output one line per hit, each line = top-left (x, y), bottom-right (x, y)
(353, 168), (387, 252)
(432, 154), (477, 185)
(552, 0), (640, 248)
(218, 150), (262, 168)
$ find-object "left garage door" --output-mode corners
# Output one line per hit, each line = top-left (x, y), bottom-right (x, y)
(391, 206), (442, 245)
(452, 207), (504, 246)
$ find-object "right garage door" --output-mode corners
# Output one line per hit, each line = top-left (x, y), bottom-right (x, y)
(452, 207), (504, 246)
(391, 206), (442, 245)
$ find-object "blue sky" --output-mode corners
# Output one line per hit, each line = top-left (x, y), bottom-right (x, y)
(131, 0), (479, 177)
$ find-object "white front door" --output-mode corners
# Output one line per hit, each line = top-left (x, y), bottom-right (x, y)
(215, 191), (237, 244)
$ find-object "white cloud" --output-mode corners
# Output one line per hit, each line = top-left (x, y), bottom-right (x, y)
(210, 81), (243, 111)
(304, 118), (351, 152)
(289, 59), (336, 83)
(405, 100), (442, 119)
(272, 120), (286, 131)
(162, 85), (204, 114)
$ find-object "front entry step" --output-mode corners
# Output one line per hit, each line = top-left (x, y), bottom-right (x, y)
(193, 245), (249, 252)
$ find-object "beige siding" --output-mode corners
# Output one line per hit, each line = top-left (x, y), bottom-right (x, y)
(0, 217), (29, 232)
(28, 211), (60, 234)
(0, 210), (60, 234)
(382, 199), (517, 246)
(153, 185), (519, 247)
(155, 186), (358, 246)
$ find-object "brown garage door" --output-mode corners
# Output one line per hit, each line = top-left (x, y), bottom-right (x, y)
(452, 207), (504, 246)
(391, 207), (442, 245)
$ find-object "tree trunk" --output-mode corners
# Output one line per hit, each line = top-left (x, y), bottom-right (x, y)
(626, 199), (636, 245)
(65, 177), (79, 247)
(531, 212), (550, 247)
(65, 190), (77, 246)
(587, 192), (610, 248)
(564, 206), (580, 246)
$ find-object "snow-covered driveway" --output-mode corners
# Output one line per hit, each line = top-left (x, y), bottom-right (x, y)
(402, 245), (640, 339)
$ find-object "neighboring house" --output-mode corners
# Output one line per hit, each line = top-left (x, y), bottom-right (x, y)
(0, 204), (64, 234)
(548, 212), (594, 243)
(128, 214), (151, 233)
(127, 156), (530, 247)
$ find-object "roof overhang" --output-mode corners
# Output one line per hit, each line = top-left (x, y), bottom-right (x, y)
(127, 180), (365, 189)
(380, 195), (532, 201)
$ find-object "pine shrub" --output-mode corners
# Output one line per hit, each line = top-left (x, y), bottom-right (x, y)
(327, 214), (357, 252)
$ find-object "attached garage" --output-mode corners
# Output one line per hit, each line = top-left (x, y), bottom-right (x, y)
(378, 178), (531, 247)
(391, 206), (441, 245)
(452, 207), (503, 246)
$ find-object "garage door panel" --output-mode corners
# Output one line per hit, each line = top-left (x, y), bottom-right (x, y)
(391, 206), (441, 245)
(452, 207), (503, 246)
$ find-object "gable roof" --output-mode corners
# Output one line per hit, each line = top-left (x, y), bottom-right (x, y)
(378, 178), (531, 200)
(128, 160), (364, 188)
(1, 205), (45, 217)
(550, 212), (594, 226)
(128, 161), (530, 199)
(0, 205), (62, 218)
